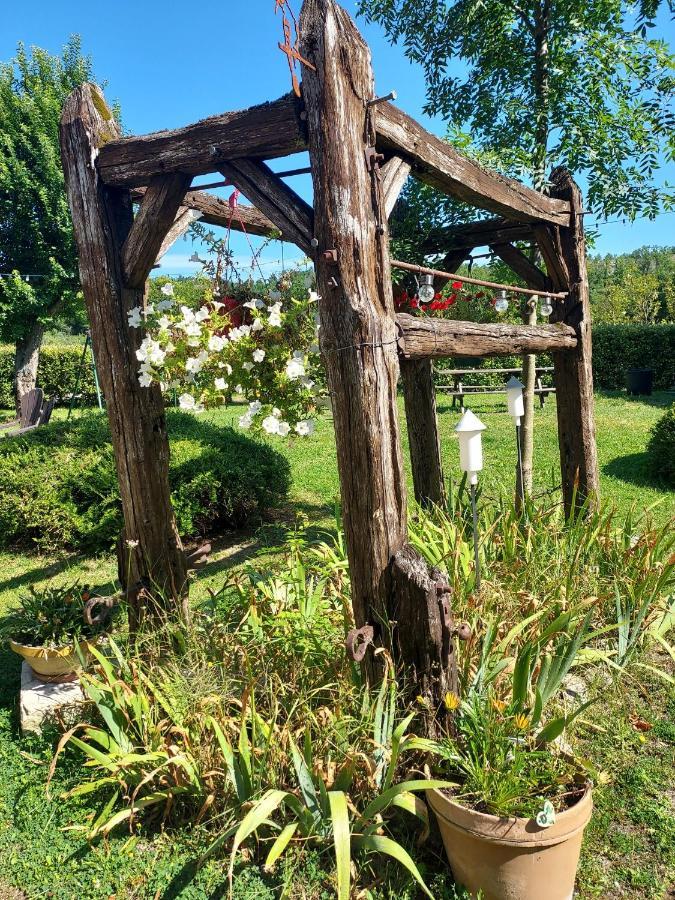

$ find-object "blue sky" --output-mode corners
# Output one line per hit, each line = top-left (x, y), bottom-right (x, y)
(3, 0), (674, 275)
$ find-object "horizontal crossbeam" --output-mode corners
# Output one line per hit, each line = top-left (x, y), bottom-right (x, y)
(97, 94), (307, 188)
(132, 187), (279, 237)
(376, 104), (570, 227)
(395, 314), (577, 359)
(420, 218), (534, 255)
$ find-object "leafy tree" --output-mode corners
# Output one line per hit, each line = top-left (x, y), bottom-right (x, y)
(0, 38), (96, 408)
(359, 0), (674, 495)
(588, 245), (675, 322)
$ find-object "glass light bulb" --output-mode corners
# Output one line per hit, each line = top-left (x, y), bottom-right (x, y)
(540, 297), (553, 317)
(494, 289), (508, 313)
(419, 283), (435, 303)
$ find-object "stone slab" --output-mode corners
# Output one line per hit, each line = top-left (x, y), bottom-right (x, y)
(20, 661), (85, 734)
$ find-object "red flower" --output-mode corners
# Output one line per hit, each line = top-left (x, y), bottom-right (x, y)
(452, 281), (463, 290)
(430, 301), (442, 310)
(409, 298), (419, 308)
(447, 296), (456, 306)
(434, 292), (443, 301)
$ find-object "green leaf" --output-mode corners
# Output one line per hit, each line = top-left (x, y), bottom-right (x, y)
(228, 790), (291, 882)
(328, 791), (351, 900)
(264, 822), (299, 872)
(360, 779), (452, 824)
(352, 834), (434, 899)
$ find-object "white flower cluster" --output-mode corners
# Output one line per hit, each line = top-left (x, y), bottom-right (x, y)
(129, 279), (322, 438)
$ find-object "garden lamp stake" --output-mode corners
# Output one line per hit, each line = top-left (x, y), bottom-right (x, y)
(506, 376), (526, 514)
(455, 409), (486, 592)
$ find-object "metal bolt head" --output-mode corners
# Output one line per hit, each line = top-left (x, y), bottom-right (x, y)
(457, 623), (472, 641)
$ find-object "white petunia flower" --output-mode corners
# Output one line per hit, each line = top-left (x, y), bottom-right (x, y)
(277, 421), (291, 437)
(208, 334), (226, 352)
(214, 378), (228, 391)
(242, 361), (254, 372)
(178, 393), (197, 410)
(300, 376), (315, 390)
(161, 283), (175, 296)
(195, 306), (211, 322)
(285, 357), (306, 380)
(243, 299), (264, 310)
(268, 312), (282, 327)
(158, 316), (171, 330)
(186, 355), (205, 374)
(295, 419), (315, 436)
(225, 364), (233, 375)
(156, 298), (175, 312)
(251, 318), (264, 332)
(238, 413), (253, 430)
(262, 415), (280, 435)
(309, 290), (321, 302)
(248, 400), (262, 414)
(252, 349), (265, 363)
(138, 371), (153, 388)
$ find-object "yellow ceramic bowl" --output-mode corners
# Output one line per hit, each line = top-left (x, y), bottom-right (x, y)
(10, 639), (98, 682)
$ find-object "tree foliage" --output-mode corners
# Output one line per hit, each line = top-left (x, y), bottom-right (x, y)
(0, 38), (94, 345)
(358, 0), (675, 219)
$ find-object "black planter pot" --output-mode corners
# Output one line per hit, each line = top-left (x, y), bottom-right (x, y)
(625, 368), (654, 396)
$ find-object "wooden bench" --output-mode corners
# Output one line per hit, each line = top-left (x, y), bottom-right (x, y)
(435, 366), (555, 411)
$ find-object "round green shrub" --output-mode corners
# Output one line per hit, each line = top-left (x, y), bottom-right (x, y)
(647, 405), (675, 486)
(0, 411), (290, 552)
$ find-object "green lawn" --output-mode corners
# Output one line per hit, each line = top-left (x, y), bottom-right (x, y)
(0, 390), (672, 898)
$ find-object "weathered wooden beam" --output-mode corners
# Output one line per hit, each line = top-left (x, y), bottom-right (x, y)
(401, 358), (446, 507)
(548, 168), (599, 513)
(122, 172), (192, 287)
(489, 242), (550, 294)
(376, 104), (571, 226)
(156, 206), (203, 261)
(97, 93), (307, 188)
(534, 223), (570, 293)
(381, 155), (411, 218)
(396, 314), (577, 359)
(421, 218), (534, 255)
(60, 84), (188, 624)
(219, 159), (314, 255)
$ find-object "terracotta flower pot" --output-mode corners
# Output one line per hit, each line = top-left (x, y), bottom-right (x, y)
(9, 638), (99, 683)
(427, 786), (592, 900)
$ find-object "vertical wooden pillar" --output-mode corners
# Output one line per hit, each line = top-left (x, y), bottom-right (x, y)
(400, 249), (469, 507)
(545, 168), (599, 513)
(400, 358), (445, 506)
(60, 85), (188, 624)
(300, 0), (456, 728)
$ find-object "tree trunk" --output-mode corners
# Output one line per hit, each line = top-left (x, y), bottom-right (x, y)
(60, 84), (189, 628)
(14, 322), (45, 412)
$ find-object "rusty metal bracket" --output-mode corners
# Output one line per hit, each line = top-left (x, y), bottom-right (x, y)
(83, 595), (117, 628)
(365, 146), (385, 172)
(346, 624), (374, 662)
(323, 249), (338, 263)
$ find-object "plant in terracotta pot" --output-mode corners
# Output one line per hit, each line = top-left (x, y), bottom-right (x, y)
(422, 607), (599, 900)
(1, 582), (116, 683)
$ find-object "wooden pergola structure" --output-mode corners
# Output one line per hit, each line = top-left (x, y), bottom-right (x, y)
(60, 0), (598, 729)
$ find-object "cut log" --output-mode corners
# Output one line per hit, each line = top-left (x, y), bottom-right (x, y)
(122, 172), (191, 287)
(218, 159), (314, 255)
(396, 314), (577, 359)
(97, 93), (307, 188)
(376, 104), (571, 226)
(548, 168), (599, 512)
(60, 84), (188, 626)
(381, 155), (411, 218)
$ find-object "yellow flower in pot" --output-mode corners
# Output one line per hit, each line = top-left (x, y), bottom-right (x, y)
(2, 582), (117, 683)
(424, 607), (596, 900)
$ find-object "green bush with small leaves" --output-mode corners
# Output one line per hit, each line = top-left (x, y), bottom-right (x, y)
(0, 411), (290, 552)
(647, 405), (675, 485)
(0, 342), (97, 408)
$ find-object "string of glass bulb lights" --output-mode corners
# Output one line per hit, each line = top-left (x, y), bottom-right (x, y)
(391, 259), (565, 320)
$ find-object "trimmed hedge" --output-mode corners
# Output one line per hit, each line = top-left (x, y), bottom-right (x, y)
(0, 411), (290, 553)
(647, 405), (675, 486)
(0, 342), (96, 408)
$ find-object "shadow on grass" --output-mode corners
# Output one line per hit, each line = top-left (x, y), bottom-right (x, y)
(598, 389), (674, 410)
(0, 554), (114, 602)
(602, 451), (673, 493)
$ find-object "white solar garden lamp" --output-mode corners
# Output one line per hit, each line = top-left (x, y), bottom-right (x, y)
(455, 409), (486, 590)
(506, 376), (526, 512)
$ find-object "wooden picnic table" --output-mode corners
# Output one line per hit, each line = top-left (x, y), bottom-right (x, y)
(434, 365), (555, 410)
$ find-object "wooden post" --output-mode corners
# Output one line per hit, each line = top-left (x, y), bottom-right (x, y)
(546, 168), (599, 513)
(300, 0), (456, 726)
(400, 358), (445, 507)
(60, 84), (189, 625)
(399, 249), (466, 507)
